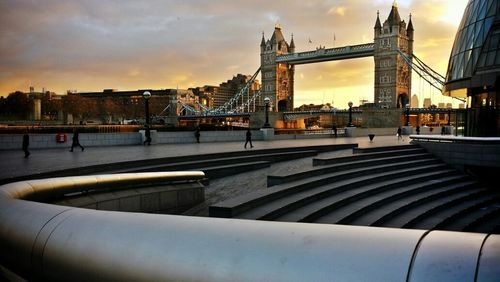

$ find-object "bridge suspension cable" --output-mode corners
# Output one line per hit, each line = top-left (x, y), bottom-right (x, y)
(178, 100), (201, 115)
(397, 50), (465, 103)
(210, 67), (261, 114)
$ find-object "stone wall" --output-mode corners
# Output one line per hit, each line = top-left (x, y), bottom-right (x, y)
(413, 138), (500, 172)
(0, 130), (264, 150)
(52, 182), (204, 214)
(361, 109), (402, 128)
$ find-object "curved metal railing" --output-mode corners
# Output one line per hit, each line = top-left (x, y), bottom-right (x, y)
(0, 172), (499, 281)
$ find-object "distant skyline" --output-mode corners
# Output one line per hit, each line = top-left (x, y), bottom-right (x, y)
(0, 0), (468, 108)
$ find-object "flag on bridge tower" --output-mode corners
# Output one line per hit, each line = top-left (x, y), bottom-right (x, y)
(308, 38), (312, 44)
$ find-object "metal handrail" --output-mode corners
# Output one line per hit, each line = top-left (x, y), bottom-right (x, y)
(1, 172), (499, 281)
(410, 134), (500, 144)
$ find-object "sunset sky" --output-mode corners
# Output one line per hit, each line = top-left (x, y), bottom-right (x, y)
(0, 0), (468, 108)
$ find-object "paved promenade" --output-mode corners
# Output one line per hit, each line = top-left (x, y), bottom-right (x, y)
(0, 135), (410, 180)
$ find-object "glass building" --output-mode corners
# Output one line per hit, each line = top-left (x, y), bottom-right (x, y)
(444, 0), (500, 136)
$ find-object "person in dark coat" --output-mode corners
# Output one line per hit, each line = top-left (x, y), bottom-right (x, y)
(332, 125), (338, 138)
(416, 125), (421, 135)
(143, 125), (151, 145)
(244, 129), (253, 149)
(22, 128), (30, 158)
(441, 126), (446, 135)
(70, 128), (84, 152)
(397, 127), (403, 141)
(195, 127), (201, 143)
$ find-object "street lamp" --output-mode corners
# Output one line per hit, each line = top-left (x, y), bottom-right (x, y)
(347, 101), (354, 127)
(447, 109), (451, 126)
(263, 97), (271, 128)
(405, 103), (410, 126)
(143, 91), (151, 126)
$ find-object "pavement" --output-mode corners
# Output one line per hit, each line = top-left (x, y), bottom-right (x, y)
(0, 135), (412, 181)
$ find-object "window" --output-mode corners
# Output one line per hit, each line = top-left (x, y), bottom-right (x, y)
(380, 74), (391, 84)
(379, 89), (392, 103)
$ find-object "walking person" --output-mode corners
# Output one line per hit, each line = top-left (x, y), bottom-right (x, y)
(143, 125), (152, 145)
(195, 127), (201, 143)
(441, 126), (446, 135)
(70, 128), (84, 152)
(244, 128), (253, 149)
(416, 125), (421, 135)
(22, 128), (30, 158)
(397, 126), (403, 141)
(332, 125), (338, 138)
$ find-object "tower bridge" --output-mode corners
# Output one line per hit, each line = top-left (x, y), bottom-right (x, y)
(260, 3), (414, 112)
(175, 3), (453, 130)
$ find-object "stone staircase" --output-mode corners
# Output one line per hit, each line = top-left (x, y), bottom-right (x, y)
(209, 144), (500, 234)
(0, 144), (357, 184)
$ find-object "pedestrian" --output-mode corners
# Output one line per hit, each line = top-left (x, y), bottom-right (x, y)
(244, 128), (253, 149)
(416, 125), (421, 135)
(195, 127), (201, 143)
(332, 125), (338, 138)
(397, 126), (403, 141)
(143, 125), (152, 145)
(22, 128), (30, 158)
(441, 126), (446, 135)
(70, 128), (84, 152)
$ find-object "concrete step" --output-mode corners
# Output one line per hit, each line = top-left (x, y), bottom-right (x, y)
(370, 182), (480, 227)
(434, 199), (500, 232)
(269, 152), (435, 187)
(341, 175), (472, 226)
(0, 143), (357, 184)
(106, 150), (318, 174)
(209, 160), (446, 218)
(302, 173), (466, 224)
(313, 148), (427, 166)
(275, 169), (456, 223)
(464, 208), (500, 233)
(230, 163), (450, 220)
(379, 188), (488, 228)
(352, 144), (420, 154)
(404, 192), (500, 230)
(201, 161), (271, 180)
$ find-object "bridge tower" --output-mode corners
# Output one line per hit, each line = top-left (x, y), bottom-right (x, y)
(374, 3), (413, 108)
(260, 24), (295, 112)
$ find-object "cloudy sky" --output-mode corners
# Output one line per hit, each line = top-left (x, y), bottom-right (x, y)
(0, 0), (468, 107)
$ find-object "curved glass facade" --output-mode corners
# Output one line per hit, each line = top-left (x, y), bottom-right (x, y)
(446, 0), (499, 82)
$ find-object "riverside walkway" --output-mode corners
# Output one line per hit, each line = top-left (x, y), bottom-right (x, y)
(0, 136), (410, 181)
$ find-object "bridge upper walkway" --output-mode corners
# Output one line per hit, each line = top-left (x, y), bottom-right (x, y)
(276, 43), (375, 65)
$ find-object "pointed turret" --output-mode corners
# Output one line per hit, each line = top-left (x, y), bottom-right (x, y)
(289, 33), (295, 52)
(387, 1), (401, 26)
(260, 32), (266, 47)
(374, 10), (382, 29)
(407, 13), (414, 35)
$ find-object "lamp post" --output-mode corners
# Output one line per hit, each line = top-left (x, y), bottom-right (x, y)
(447, 109), (451, 126)
(143, 91), (151, 126)
(347, 101), (354, 127)
(263, 97), (271, 128)
(405, 103), (410, 126)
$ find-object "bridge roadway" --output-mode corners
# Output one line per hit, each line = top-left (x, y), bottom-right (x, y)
(0, 135), (410, 182)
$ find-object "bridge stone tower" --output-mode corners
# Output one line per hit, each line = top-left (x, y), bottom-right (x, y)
(374, 3), (413, 108)
(260, 24), (295, 112)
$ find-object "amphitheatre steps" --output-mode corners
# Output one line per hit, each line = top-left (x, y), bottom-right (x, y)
(210, 144), (500, 234)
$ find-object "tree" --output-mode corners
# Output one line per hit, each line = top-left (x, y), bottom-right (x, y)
(97, 97), (120, 123)
(63, 94), (96, 123)
(2, 92), (32, 119)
